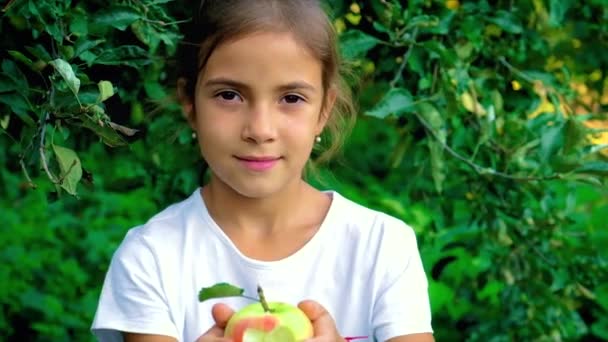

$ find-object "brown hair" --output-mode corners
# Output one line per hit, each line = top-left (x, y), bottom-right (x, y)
(177, 0), (357, 165)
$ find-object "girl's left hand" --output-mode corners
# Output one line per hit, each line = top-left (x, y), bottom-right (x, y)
(195, 303), (234, 342)
(298, 300), (346, 342)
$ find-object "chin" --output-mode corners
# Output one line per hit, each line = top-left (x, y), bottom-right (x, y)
(209, 168), (300, 199)
(233, 183), (285, 199)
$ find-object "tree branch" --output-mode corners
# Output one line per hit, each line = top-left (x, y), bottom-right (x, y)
(390, 28), (419, 88)
(19, 158), (37, 189)
(39, 112), (58, 184)
(415, 112), (562, 182)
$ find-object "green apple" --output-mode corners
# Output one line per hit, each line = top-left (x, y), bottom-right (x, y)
(225, 302), (313, 342)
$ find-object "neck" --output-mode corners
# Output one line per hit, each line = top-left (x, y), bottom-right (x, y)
(202, 177), (314, 236)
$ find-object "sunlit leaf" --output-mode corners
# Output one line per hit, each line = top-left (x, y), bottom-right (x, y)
(49, 59), (81, 96)
(52, 144), (83, 196)
(97, 80), (114, 102)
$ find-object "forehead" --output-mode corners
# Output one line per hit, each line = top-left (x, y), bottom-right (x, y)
(198, 31), (323, 88)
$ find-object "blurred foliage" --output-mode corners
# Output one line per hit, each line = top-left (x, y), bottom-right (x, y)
(1, 0), (607, 341)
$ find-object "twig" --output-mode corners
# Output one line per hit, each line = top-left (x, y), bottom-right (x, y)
(56, 160), (78, 184)
(390, 28), (419, 88)
(498, 56), (536, 84)
(39, 112), (58, 183)
(19, 159), (37, 189)
(431, 62), (439, 93)
(141, 18), (190, 26)
(2, 0), (17, 12)
(415, 112), (562, 182)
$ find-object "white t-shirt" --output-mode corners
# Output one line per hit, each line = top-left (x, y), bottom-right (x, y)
(91, 188), (433, 342)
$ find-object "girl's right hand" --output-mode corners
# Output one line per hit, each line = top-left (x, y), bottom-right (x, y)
(298, 300), (346, 342)
(196, 303), (234, 342)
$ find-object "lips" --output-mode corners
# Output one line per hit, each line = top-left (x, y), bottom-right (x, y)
(235, 155), (281, 171)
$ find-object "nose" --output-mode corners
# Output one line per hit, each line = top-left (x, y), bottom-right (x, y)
(242, 103), (277, 144)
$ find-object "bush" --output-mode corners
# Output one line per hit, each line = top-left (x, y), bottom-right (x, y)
(1, 0), (607, 341)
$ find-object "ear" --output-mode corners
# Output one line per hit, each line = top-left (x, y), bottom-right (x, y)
(316, 86), (337, 134)
(177, 77), (196, 128)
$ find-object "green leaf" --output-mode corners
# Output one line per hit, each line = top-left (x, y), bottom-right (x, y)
(96, 6), (141, 31)
(596, 284), (608, 311)
(592, 319), (608, 340)
(2, 59), (29, 91)
(8, 50), (34, 68)
(417, 102), (445, 143)
(339, 29), (379, 60)
(69, 13), (89, 36)
(91, 46), (151, 68)
(97, 81), (115, 102)
(144, 81), (167, 100)
(198, 283), (245, 302)
(366, 88), (414, 118)
(78, 116), (128, 147)
(131, 21), (162, 52)
(549, 0), (573, 27)
(428, 140), (446, 194)
(0, 93), (35, 126)
(429, 280), (454, 315)
(406, 14), (439, 29)
(49, 59), (81, 96)
(74, 39), (105, 58)
(0, 74), (17, 93)
(540, 123), (564, 162)
(563, 118), (588, 153)
(575, 162), (608, 175)
(420, 40), (457, 66)
(25, 44), (52, 62)
(486, 11), (523, 34)
(52, 144), (83, 196)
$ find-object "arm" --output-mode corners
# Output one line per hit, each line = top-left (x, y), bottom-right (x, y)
(124, 333), (177, 342)
(372, 222), (434, 341)
(387, 333), (435, 342)
(92, 230), (180, 341)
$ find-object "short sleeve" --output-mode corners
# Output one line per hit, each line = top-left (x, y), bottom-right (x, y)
(372, 222), (433, 341)
(91, 228), (179, 342)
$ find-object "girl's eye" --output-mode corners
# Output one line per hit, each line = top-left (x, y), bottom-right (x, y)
(216, 91), (241, 102)
(283, 94), (304, 104)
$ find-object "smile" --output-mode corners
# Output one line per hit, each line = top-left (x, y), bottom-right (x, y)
(235, 156), (281, 171)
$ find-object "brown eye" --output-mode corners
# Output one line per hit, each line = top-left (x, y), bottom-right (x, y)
(217, 91), (241, 101)
(283, 94), (303, 104)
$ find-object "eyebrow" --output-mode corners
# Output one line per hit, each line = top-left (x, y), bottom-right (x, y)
(203, 77), (317, 93)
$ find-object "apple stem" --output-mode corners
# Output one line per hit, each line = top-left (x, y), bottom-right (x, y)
(240, 295), (260, 302)
(257, 285), (271, 313)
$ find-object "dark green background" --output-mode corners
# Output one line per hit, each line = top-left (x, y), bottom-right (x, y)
(1, 0), (607, 341)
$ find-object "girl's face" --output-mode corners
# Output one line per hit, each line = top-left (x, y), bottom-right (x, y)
(185, 31), (334, 198)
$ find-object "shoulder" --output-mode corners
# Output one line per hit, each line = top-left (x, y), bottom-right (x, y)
(327, 191), (418, 250)
(329, 191), (416, 235)
(117, 189), (205, 255)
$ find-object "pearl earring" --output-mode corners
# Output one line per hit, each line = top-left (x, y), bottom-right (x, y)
(315, 136), (321, 143)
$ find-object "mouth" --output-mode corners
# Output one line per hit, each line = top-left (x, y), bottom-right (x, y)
(235, 155), (282, 171)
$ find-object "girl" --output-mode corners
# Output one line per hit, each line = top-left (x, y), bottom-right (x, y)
(91, 0), (434, 341)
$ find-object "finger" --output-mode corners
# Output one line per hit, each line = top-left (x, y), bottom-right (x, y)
(298, 300), (339, 337)
(195, 304), (235, 342)
(195, 325), (231, 341)
(212, 303), (234, 329)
